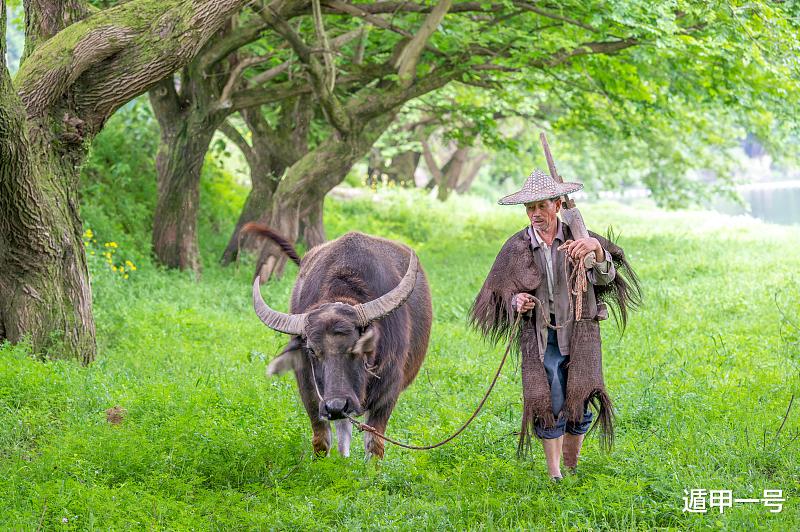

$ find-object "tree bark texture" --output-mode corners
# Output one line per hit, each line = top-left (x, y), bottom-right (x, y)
(255, 112), (396, 281)
(149, 64), (228, 273)
(299, 196), (327, 249)
(0, 0), (252, 362)
(220, 98), (312, 265)
(0, 92), (95, 362)
(151, 115), (217, 272)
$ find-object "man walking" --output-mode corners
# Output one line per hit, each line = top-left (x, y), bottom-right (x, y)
(470, 169), (640, 480)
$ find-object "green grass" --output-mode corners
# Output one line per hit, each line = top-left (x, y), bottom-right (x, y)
(2, 188), (799, 530)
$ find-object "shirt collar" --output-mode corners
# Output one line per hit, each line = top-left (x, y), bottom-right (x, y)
(528, 219), (564, 250)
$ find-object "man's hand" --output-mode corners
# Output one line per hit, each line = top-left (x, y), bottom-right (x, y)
(561, 237), (603, 261)
(514, 293), (535, 313)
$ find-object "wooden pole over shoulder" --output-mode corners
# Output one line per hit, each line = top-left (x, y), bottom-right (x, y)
(539, 132), (595, 266)
(540, 132), (575, 209)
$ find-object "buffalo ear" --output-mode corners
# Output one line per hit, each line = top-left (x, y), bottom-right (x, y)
(353, 326), (378, 356)
(267, 337), (302, 376)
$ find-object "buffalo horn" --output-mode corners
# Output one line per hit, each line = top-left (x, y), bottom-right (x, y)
(354, 251), (419, 326)
(252, 278), (307, 335)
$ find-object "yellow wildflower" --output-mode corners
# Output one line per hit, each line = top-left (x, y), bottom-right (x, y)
(84, 229), (94, 239)
(111, 266), (118, 272)
(123, 274), (129, 279)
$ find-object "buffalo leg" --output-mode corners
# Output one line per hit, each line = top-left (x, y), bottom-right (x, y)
(335, 419), (352, 457)
(311, 421), (331, 457)
(363, 401), (398, 459)
(294, 366), (331, 456)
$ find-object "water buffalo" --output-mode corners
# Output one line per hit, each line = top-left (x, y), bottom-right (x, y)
(247, 224), (432, 458)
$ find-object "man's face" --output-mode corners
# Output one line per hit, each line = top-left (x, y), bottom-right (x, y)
(525, 198), (561, 233)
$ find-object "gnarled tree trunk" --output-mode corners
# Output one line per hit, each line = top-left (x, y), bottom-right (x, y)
(0, 0), (252, 361)
(148, 56), (229, 273)
(151, 118), (216, 272)
(436, 146), (470, 201)
(300, 196), (327, 249)
(0, 85), (96, 362)
(255, 113), (396, 280)
(219, 153), (279, 264)
(220, 98), (312, 265)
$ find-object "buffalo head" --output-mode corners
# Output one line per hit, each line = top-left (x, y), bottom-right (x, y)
(253, 253), (418, 420)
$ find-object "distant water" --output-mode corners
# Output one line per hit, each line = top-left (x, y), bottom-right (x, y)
(715, 181), (800, 227)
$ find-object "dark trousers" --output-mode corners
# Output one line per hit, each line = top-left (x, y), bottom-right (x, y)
(535, 320), (592, 439)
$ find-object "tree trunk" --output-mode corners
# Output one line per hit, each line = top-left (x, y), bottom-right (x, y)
(454, 152), (487, 193)
(151, 115), (216, 273)
(220, 99), (312, 265)
(386, 149), (421, 185)
(219, 160), (277, 265)
(300, 197), (327, 249)
(0, 0), (254, 361)
(255, 113), (396, 281)
(0, 95), (95, 362)
(367, 147), (384, 186)
(436, 146), (470, 201)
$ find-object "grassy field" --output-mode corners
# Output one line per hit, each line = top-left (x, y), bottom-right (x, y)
(1, 188), (799, 530)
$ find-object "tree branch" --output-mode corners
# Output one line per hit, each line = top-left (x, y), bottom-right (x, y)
(247, 61), (292, 87)
(22, 0), (94, 62)
(323, 0), (414, 39)
(228, 62), (393, 113)
(354, 26), (368, 65)
(198, 0), (314, 71)
(219, 55), (274, 108)
(198, 17), (269, 72)
(17, 24), (136, 118)
(261, 6), (352, 134)
(353, 63), (459, 119)
(513, 2), (599, 33)
(229, 81), (314, 113)
(258, 7), (313, 62)
(148, 75), (183, 129)
(326, 1), (503, 16)
(312, 0), (336, 92)
(219, 119), (254, 160)
(393, 0), (454, 87)
(532, 37), (640, 68)
(16, 0), (252, 128)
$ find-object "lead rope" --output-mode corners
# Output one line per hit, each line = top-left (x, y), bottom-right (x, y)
(528, 247), (588, 330)
(305, 251), (589, 452)
(306, 314), (522, 451)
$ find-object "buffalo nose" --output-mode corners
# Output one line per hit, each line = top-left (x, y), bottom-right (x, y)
(324, 398), (348, 419)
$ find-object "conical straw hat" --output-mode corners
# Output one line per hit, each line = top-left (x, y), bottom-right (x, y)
(498, 169), (583, 205)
